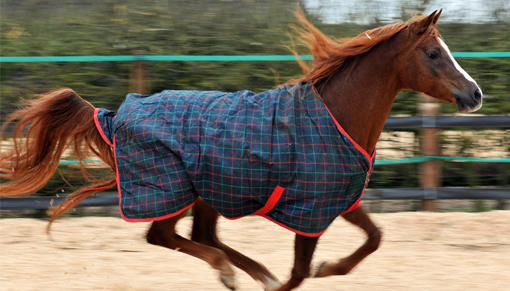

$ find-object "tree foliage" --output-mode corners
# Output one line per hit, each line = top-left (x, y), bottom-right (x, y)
(1, 0), (508, 192)
(2, 0), (509, 116)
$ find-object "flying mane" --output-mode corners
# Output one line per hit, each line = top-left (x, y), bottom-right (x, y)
(289, 9), (438, 86)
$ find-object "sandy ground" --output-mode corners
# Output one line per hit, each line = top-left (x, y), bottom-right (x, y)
(0, 211), (509, 291)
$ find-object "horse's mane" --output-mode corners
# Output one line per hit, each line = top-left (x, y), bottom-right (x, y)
(289, 9), (434, 86)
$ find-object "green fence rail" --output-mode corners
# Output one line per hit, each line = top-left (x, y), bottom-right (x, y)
(374, 156), (510, 165)
(3, 53), (509, 167)
(1, 52), (510, 63)
(62, 156), (510, 166)
(0, 55), (311, 62)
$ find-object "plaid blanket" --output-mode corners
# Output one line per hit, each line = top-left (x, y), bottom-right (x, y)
(94, 83), (375, 236)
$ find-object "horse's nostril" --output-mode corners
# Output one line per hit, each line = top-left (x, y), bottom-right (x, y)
(474, 89), (482, 101)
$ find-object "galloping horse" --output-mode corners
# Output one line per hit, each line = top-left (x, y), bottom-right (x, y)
(0, 10), (482, 291)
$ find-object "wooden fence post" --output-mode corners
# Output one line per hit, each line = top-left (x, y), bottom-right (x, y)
(419, 94), (441, 211)
(130, 51), (149, 94)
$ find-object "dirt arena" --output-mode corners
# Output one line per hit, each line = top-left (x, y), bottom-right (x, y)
(1, 211), (509, 291)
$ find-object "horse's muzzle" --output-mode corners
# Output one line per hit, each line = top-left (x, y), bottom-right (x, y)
(455, 87), (483, 113)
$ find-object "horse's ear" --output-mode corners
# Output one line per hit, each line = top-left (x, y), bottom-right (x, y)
(433, 9), (442, 24)
(416, 10), (438, 34)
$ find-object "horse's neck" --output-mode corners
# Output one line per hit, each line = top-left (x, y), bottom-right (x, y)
(320, 46), (403, 156)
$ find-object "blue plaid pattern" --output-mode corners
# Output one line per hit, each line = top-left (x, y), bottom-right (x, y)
(95, 83), (375, 236)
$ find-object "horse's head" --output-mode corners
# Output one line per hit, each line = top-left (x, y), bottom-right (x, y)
(397, 10), (482, 112)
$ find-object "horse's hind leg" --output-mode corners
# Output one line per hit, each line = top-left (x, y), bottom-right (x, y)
(191, 198), (282, 291)
(146, 209), (237, 290)
(313, 206), (382, 277)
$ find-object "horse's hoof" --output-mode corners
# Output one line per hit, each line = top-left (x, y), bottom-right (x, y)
(311, 261), (328, 278)
(220, 275), (237, 290)
(260, 275), (282, 291)
(264, 284), (282, 291)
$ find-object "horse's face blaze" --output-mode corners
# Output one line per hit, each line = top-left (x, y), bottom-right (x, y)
(398, 11), (483, 113)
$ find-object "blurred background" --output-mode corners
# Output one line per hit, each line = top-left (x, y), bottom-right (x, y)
(1, 0), (509, 215)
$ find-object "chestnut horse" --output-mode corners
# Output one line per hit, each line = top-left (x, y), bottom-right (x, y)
(0, 10), (482, 291)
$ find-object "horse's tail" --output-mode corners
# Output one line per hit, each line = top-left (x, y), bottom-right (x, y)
(0, 89), (117, 229)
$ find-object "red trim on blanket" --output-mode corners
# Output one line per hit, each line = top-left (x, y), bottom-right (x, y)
(218, 186), (286, 221)
(112, 136), (197, 223)
(253, 186), (285, 216)
(121, 200), (197, 223)
(261, 215), (327, 237)
(311, 87), (375, 167)
(311, 88), (376, 217)
(343, 172), (370, 215)
(218, 213), (246, 220)
(341, 149), (375, 216)
(93, 108), (114, 147)
(342, 200), (363, 215)
(217, 211), (327, 237)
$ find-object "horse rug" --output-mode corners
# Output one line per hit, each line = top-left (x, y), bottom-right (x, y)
(94, 82), (376, 237)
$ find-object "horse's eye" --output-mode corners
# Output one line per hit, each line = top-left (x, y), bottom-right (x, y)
(428, 51), (439, 59)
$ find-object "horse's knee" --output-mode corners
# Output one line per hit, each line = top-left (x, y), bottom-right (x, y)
(366, 227), (382, 253)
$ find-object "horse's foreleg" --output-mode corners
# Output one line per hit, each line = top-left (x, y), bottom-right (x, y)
(274, 234), (319, 291)
(191, 198), (282, 291)
(146, 209), (237, 290)
(314, 206), (382, 277)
